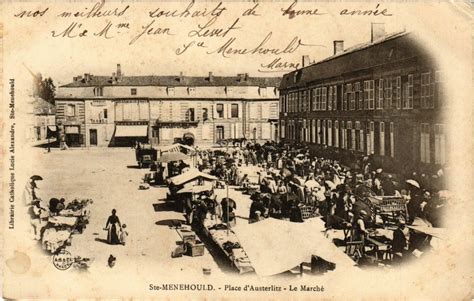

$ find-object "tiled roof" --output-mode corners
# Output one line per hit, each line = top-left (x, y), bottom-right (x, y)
(280, 31), (422, 90)
(61, 75), (281, 88)
(33, 96), (56, 115)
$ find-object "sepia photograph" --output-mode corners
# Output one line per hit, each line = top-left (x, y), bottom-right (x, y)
(1, 1), (473, 299)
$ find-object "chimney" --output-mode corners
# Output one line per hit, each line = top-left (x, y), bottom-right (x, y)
(302, 55), (310, 68)
(84, 73), (90, 83)
(179, 72), (184, 82)
(111, 72), (117, 84)
(244, 73), (248, 81)
(371, 23), (385, 42)
(333, 40), (344, 55)
(208, 72), (214, 83)
(116, 64), (122, 80)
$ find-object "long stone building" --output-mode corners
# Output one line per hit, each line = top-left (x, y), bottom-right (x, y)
(279, 26), (447, 173)
(55, 66), (280, 147)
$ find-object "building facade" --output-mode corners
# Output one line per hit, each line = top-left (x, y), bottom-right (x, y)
(56, 67), (280, 147)
(279, 29), (447, 173)
(26, 96), (57, 146)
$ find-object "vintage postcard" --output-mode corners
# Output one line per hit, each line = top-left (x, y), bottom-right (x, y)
(1, 0), (472, 299)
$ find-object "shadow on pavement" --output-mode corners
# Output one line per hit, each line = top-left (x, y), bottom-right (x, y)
(152, 202), (177, 212)
(94, 238), (110, 244)
(126, 165), (141, 169)
(155, 219), (186, 227)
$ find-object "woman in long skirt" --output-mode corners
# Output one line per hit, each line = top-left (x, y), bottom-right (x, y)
(105, 209), (121, 245)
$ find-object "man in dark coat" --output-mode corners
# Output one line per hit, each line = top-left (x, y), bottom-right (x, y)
(392, 221), (408, 264)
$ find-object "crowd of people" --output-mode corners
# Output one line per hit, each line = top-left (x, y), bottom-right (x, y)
(162, 140), (449, 266)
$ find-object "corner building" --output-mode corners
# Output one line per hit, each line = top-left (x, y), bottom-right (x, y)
(279, 30), (447, 173)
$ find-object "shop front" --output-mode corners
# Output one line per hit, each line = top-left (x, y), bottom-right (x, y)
(111, 122), (149, 147)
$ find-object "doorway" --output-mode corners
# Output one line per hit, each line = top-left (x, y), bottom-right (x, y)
(89, 129), (98, 146)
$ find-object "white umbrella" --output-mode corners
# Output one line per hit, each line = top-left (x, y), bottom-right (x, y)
(406, 179), (420, 189)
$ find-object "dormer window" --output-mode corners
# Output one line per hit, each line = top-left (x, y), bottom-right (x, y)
(167, 87), (175, 96)
(225, 87), (233, 95)
(259, 87), (267, 97)
(131, 88), (137, 95)
(188, 87), (196, 95)
(93, 87), (103, 96)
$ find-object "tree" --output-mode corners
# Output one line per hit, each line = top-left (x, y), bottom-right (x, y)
(33, 75), (56, 105)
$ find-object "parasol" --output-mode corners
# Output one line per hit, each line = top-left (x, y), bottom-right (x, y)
(406, 179), (420, 189)
(30, 175), (43, 181)
(156, 152), (188, 163)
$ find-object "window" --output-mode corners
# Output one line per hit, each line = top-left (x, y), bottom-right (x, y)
(231, 104), (239, 118)
(167, 87), (175, 96)
(434, 124), (446, 165)
(420, 123), (431, 163)
(376, 79), (384, 109)
(260, 87), (267, 97)
(394, 76), (401, 109)
(322, 120), (326, 145)
(348, 84), (355, 110)
(421, 72), (433, 108)
(384, 78), (392, 109)
(367, 121), (375, 155)
(35, 127), (41, 140)
(379, 122), (385, 156)
(131, 88), (137, 95)
(403, 74), (414, 109)
(216, 126), (225, 140)
(321, 87), (327, 111)
(327, 120), (332, 146)
(188, 87), (196, 95)
(281, 120), (286, 139)
(216, 104), (224, 118)
(317, 120), (321, 144)
(328, 87), (333, 111)
(103, 109), (108, 119)
(202, 108), (208, 121)
(355, 82), (362, 110)
(66, 104), (76, 116)
(435, 71), (445, 108)
(334, 121), (339, 147)
(93, 87), (103, 96)
(341, 121), (346, 149)
(355, 121), (364, 152)
(364, 80), (375, 109)
(186, 108), (195, 121)
(315, 88), (321, 111)
(226, 87), (233, 95)
(390, 122), (395, 158)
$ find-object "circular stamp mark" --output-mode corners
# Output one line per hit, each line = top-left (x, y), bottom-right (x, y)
(52, 250), (74, 271)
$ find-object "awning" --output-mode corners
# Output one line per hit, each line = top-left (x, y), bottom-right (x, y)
(47, 125), (57, 132)
(114, 125), (148, 137)
(169, 168), (217, 186)
(233, 218), (357, 276)
(160, 143), (195, 153)
(65, 126), (79, 134)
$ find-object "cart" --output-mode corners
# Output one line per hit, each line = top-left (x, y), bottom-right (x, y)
(366, 196), (408, 225)
(135, 145), (157, 168)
